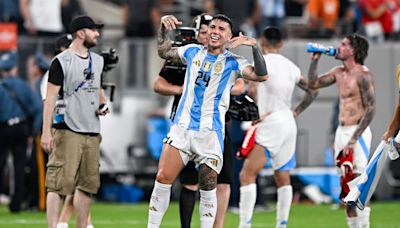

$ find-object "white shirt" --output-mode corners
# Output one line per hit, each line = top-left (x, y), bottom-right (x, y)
(257, 53), (301, 114)
(30, 0), (63, 33)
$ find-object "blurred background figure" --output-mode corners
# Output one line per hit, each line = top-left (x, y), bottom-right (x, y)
(24, 52), (49, 211)
(307, 0), (340, 38)
(122, 0), (160, 38)
(0, 51), (42, 213)
(19, 0), (63, 36)
(213, 0), (261, 36)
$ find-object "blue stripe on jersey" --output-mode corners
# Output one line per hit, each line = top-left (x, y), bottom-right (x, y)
(212, 57), (239, 131)
(188, 54), (217, 130)
(217, 130), (224, 154)
(174, 47), (201, 125)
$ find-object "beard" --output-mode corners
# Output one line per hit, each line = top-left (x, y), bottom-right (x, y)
(83, 39), (96, 49)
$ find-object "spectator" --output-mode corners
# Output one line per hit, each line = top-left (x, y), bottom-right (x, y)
(307, 0), (340, 38)
(122, 0), (160, 37)
(19, 0), (63, 36)
(0, 0), (24, 33)
(61, 0), (85, 33)
(213, 0), (261, 36)
(257, 0), (286, 36)
(359, 0), (395, 42)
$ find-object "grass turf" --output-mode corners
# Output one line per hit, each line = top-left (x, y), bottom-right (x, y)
(0, 201), (399, 227)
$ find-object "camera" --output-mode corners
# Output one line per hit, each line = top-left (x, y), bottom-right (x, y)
(100, 48), (118, 102)
(101, 48), (119, 72)
(172, 27), (197, 47)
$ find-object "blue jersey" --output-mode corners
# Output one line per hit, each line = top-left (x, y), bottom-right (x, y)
(175, 44), (251, 131)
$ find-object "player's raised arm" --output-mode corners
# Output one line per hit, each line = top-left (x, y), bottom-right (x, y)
(308, 53), (336, 89)
(230, 33), (268, 82)
(157, 15), (182, 62)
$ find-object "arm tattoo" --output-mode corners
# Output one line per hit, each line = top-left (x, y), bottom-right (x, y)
(308, 59), (335, 89)
(351, 74), (376, 142)
(293, 88), (319, 116)
(199, 164), (218, 191)
(308, 59), (319, 89)
(157, 26), (180, 62)
(297, 77), (308, 91)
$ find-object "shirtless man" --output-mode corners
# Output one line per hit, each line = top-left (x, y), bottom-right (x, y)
(308, 33), (376, 228)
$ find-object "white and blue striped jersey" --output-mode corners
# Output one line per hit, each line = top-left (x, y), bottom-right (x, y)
(175, 44), (251, 131)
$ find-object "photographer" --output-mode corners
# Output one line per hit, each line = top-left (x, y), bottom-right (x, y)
(41, 15), (109, 228)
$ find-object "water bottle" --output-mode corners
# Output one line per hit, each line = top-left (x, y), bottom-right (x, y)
(388, 138), (400, 160)
(306, 42), (337, 56)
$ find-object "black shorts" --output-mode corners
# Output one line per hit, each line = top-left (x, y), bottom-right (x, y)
(179, 130), (233, 185)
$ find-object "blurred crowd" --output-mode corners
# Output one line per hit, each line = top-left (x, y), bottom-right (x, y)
(2, 0), (400, 42)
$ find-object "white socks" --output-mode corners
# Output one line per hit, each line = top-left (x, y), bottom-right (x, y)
(276, 185), (293, 228)
(56, 223), (68, 228)
(56, 223), (93, 228)
(346, 216), (358, 228)
(357, 207), (371, 228)
(239, 184), (257, 228)
(199, 188), (217, 228)
(147, 181), (172, 228)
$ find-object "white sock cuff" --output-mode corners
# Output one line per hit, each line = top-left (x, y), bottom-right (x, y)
(154, 181), (172, 190)
(200, 188), (217, 198)
(277, 185), (292, 194)
(56, 223), (69, 228)
(87, 225), (94, 228)
(240, 183), (257, 193)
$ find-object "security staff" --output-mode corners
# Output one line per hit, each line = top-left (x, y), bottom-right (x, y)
(0, 51), (42, 213)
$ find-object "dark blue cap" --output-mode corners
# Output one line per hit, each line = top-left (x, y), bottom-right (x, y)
(34, 53), (49, 72)
(0, 51), (18, 70)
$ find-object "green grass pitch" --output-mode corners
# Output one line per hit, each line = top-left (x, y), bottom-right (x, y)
(0, 201), (399, 227)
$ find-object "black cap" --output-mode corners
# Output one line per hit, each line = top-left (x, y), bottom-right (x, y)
(55, 34), (73, 50)
(70, 15), (104, 33)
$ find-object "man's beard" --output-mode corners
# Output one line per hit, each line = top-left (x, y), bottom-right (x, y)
(83, 39), (96, 48)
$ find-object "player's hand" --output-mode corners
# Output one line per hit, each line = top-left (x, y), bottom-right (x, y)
(343, 140), (356, 156)
(311, 53), (322, 61)
(228, 32), (257, 49)
(382, 130), (393, 142)
(41, 131), (54, 153)
(161, 15), (182, 30)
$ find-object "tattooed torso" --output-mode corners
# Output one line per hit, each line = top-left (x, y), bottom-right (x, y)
(334, 65), (375, 126)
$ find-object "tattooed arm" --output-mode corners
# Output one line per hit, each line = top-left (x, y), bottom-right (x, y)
(383, 96), (400, 141)
(308, 53), (336, 89)
(293, 76), (319, 117)
(345, 72), (376, 154)
(157, 15), (182, 63)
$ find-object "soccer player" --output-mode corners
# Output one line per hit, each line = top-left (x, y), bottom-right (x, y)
(147, 14), (268, 227)
(153, 13), (245, 228)
(238, 26), (318, 228)
(308, 33), (375, 228)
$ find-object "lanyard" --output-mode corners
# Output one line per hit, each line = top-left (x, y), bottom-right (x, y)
(74, 52), (92, 92)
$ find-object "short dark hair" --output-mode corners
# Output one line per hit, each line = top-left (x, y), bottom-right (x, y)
(346, 33), (369, 65)
(210, 14), (233, 32)
(262, 26), (282, 47)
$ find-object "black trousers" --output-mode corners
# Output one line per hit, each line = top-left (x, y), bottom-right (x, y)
(0, 122), (29, 212)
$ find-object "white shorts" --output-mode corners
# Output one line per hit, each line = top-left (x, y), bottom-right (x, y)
(334, 125), (371, 174)
(164, 124), (224, 173)
(255, 110), (297, 170)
